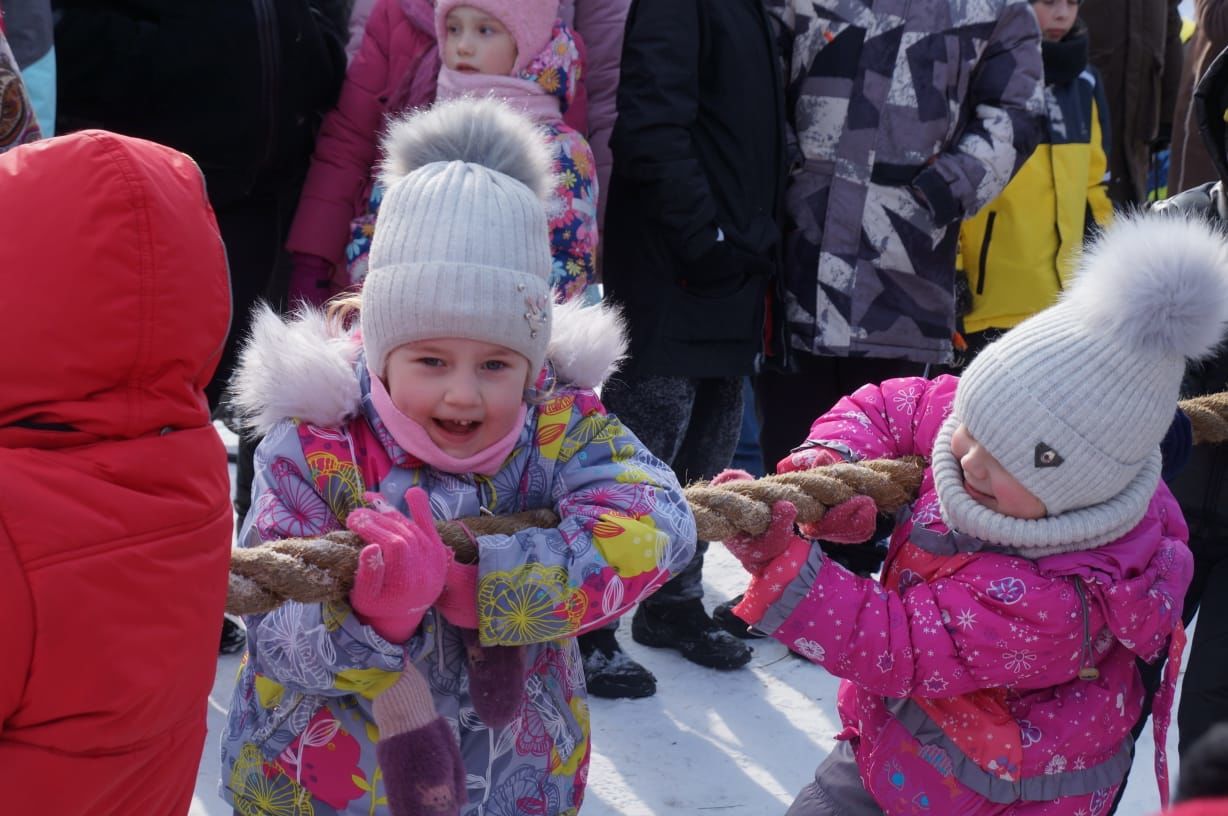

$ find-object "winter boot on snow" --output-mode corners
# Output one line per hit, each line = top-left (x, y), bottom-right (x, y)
(711, 594), (765, 639)
(578, 628), (657, 699)
(631, 598), (752, 670)
(220, 615), (246, 655)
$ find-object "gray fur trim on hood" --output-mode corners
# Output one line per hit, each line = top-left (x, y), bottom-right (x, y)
(227, 298), (628, 437)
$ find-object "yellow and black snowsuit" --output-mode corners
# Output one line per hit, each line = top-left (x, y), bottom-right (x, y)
(959, 22), (1113, 335)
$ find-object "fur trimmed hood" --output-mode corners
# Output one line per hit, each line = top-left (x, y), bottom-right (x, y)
(228, 299), (627, 436)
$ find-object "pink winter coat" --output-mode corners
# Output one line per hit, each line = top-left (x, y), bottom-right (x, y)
(292, 0), (627, 269)
(287, 0), (438, 266)
(560, 0), (628, 221)
(757, 376), (1193, 814)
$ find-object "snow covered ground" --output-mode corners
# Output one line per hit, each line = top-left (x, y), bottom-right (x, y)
(192, 425), (1181, 815)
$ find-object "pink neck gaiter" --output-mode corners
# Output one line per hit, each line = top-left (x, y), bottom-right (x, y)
(368, 368), (527, 476)
(435, 66), (563, 124)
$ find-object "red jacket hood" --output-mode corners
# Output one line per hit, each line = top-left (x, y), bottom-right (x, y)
(0, 131), (230, 448)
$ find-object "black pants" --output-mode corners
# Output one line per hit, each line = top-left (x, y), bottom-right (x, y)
(600, 374), (744, 613)
(754, 351), (927, 474)
(208, 188), (300, 527)
(206, 188), (299, 410)
(755, 352), (925, 574)
(1171, 438), (1228, 756)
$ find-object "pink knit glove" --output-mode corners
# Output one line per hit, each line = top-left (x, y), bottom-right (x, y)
(725, 500), (805, 577)
(435, 560), (479, 630)
(732, 538), (812, 625)
(776, 444), (842, 475)
(346, 488), (451, 643)
(288, 252), (337, 307)
(711, 469), (804, 576)
(799, 495), (879, 544)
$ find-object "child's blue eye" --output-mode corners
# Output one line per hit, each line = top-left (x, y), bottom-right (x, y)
(419, 357), (445, 367)
(483, 360), (508, 371)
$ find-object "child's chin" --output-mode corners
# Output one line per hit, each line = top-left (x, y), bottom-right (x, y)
(434, 440), (480, 459)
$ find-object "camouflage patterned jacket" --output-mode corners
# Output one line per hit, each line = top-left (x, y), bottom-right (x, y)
(771, 0), (1045, 364)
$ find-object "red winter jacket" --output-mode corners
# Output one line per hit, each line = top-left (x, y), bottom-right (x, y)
(0, 131), (233, 814)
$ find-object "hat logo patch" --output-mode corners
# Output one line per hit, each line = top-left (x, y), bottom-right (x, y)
(1034, 443), (1064, 468)
(524, 293), (548, 339)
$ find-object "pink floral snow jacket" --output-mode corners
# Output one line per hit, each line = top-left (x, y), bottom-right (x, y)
(757, 375), (1193, 814)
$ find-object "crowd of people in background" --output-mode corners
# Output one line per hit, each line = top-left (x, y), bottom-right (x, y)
(2, 0), (1228, 813)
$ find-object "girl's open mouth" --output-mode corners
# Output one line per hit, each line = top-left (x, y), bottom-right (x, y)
(435, 418), (481, 437)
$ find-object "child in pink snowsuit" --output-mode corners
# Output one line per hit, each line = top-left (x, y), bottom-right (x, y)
(721, 214), (1222, 815)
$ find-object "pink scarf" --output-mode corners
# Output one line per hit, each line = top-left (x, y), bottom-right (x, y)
(435, 66), (562, 124)
(368, 368), (527, 476)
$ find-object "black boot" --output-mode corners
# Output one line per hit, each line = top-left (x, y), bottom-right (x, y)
(578, 629), (657, 699)
(631, 599), (753, 670)
(220, 615), (247, 655)
(711, 594), (765, 639)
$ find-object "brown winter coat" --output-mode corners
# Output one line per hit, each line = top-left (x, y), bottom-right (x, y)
(1081, 0), (1185, 205)
(1171, 1), (1228, 193)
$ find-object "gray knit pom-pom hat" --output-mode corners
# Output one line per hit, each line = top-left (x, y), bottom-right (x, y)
(932, 214), (1228, 554)
(361, 97), (555, 378)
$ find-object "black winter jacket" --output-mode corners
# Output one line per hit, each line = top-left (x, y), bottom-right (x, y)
(53, 0), (346, 207)
(602, 0), (786, 378)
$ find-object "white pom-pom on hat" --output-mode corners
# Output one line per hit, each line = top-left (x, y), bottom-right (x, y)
(1065, 213), (1228, 362)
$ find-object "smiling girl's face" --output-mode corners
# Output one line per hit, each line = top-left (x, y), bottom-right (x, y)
(443, 6), (518, 76)
(384, 337), (529, 458)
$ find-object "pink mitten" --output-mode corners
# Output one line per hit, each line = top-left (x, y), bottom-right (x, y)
(346, 495), (451, 643)
(723, 500), (804, 576)
(732, 538), (812, 625)
(288, 252), (337, 307)
(711, 468), (755, 485)
(435, 559), (479, 630)
(373, 666), (465, 816)
(776, 444), (841, 475)
(799, 495), (878, 544)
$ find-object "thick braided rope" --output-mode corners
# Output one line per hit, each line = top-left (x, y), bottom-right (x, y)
(227, 510), (557, 616)
(1183, 392), (1228, 445)
(226, 391), (1228, 615)
(686, 457), (923, 541)
(225, 458), (924, 615)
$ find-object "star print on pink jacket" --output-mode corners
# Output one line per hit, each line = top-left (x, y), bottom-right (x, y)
(752, 375), (1194, 815)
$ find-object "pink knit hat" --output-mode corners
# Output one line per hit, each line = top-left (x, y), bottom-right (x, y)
(435, 0), (558, 76)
